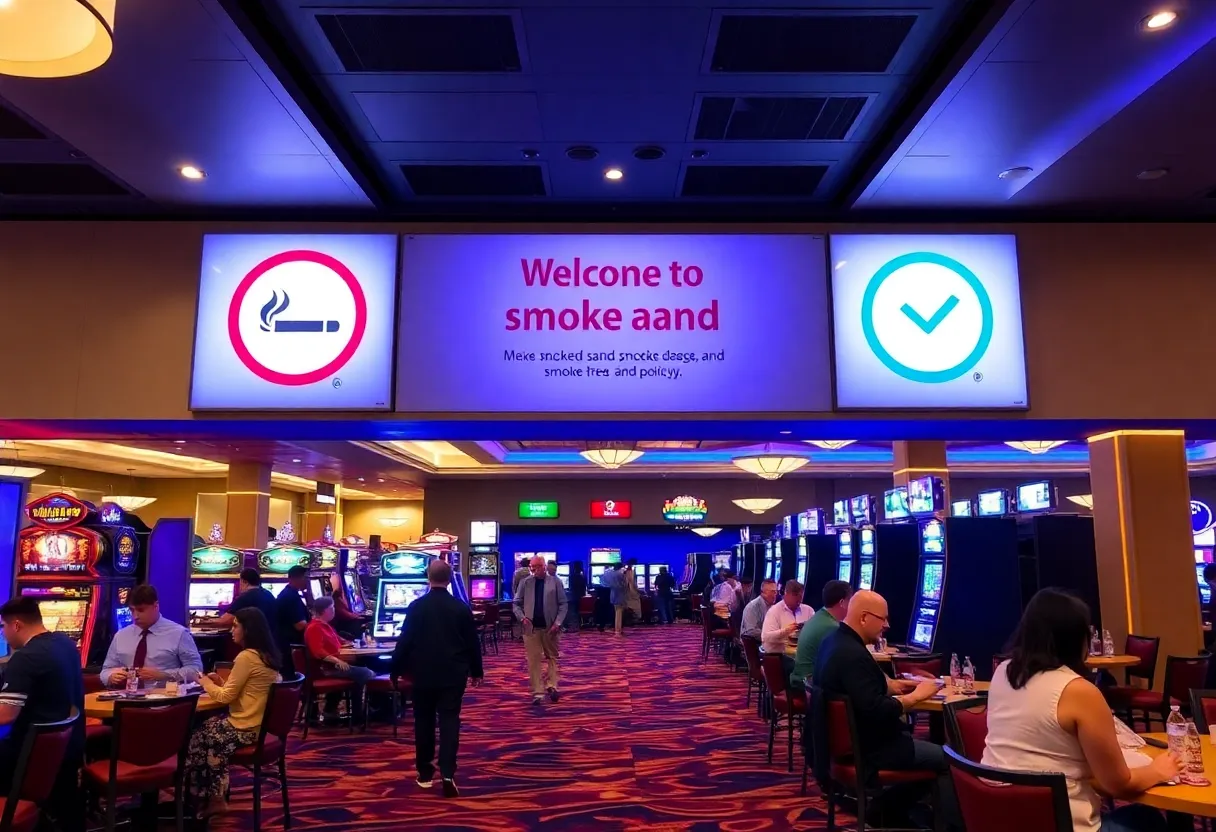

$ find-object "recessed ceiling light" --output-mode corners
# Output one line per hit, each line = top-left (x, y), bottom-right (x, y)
(1142, 10), (1178, 30)
(358, 477), (365, 482)
(1137, 168), (1169, 180)
(173, 440), (186, 444)
(998, 166), (1033, 180)
(779, 430), (792, 435)
(291, 458), (301, 463)
(178, 165), (206, 180)
(604, 168), (624, 181)
(378, 478), (385, 483)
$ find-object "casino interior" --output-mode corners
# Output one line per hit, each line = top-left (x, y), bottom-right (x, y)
(1, 1), (1216, 830)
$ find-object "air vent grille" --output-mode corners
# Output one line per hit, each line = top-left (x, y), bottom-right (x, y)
(695, 96), (866, 141)
(681, 165), (826, 198)
(401, 164), (545, 197)
(711, 15), (916, 73)
(317, 13), (521, 72)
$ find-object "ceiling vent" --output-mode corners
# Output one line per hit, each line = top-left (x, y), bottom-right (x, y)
(695, 96), (867, 141)
(681, 165), (827, 198)
(400, 164), (545, 197)
(0, 163), (129, 197)
(633, 146), (665, 161)
(317, 13), (521, 72)
(565, 145), (599, 161)
(711, 14), (916, 73)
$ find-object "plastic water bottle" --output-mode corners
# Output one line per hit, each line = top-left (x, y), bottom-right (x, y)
(1102, 629), (1115, 658)
(125, 667), (139, 695)
(961, 656), (976, 694)
(1185, 720), (1206, 773)
(1167, 705), (1189, 760)
(949, 653), (961, 692)
(1090, 627), (1102, 656)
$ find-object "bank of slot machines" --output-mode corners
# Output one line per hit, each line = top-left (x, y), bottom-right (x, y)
(187, 544), (247, 628)
(589, 547), (622, 585)
(373, 550), (433, 640)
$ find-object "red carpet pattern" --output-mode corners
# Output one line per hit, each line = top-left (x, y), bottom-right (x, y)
(211, 624), (835, 831)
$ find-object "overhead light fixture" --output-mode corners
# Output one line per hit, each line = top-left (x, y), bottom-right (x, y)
(1004, 441), (1067, 455)
(690, 527), (722, 538)
(580, 446), (644, 469)
(291, 458), (302, 463)
(834, 260), (847, 270)
(1137, 168), (1169, 180)
(380, 517), (409, 527)
(732, 446), (808, 480)
(732, 497), (783, 514)
(604, 168), (624, 181)
(102, 495), (156, 511)
(0, 0), (116, 79)
(1067, 494), (1094, 509)
(178, 165), (206, 180)
(998, 166), (1033, 180)
(804, 440), (856, 451)
(0, 466), (44, 479)
(1141, 10), (1177, 30)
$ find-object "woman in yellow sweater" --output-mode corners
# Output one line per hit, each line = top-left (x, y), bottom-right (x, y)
(185, 607), (283, 817)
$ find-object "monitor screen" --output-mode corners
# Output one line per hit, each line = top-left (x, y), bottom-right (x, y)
(883, 488), (910, 521)
(382, 581), (428, 610)
(470, 578), (496, 600)
(189, 582), (235, 609)
(798, 509), (822, 535)
(858, 562), (874, 590)
(374, 612), (407, 639)
(832, 500), (850, 527)
(712, 552), (732, 569)
(115, 605), (133, 630)
(951, 499), (973, 517)
(35, 599), (88, 639)
(263, 581), (287, 596)
(911, 619), (935, 649)
(308, 578), (324, 600)
(849, 495), (872, 525)
(590, 548), (621, 565)
(555, 564), (570, 581)
(1016, 481), (1056, 513)
(782, 515), (794, 539)
(921, 562), (944, 602)
(837, 559), (852, 583)
(907, 476), (942, 515)
(469, 520), (499, 546)
(341, 573), (365, 614)
(589, 565), (607, 585)
(859, 528), (875, 555)
(977, 489), (1008, 517)
(921, 520), (944, 555)
(838, 529), (853, 555)
(1196, 528), (1216, 547)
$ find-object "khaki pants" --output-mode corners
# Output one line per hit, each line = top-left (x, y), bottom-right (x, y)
(614, 604), (625, 633)
(524, 629), (561, 695)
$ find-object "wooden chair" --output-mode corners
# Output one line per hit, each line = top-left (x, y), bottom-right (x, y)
(1123, 655), (1211, 731)
(761, 653), (805, 772)
(740, 635), (767, 715)
(227, 675), (305, 832)
(291, 646), (356, 739)
(366, 673), (414, 738)
(0, 709), (79, 832)
(1189, 689), (1216, 733)
(943, 698), (988, 762)
(945, 745), (1072, 832)
(699, 607), (731, 662)
(1103, 634), (1161, 729)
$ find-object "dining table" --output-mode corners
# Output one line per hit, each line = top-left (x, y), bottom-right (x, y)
(909, 682), (990, 713)
(1130, 733), (1216, 819)
(1084, 654), (1141, 669)
(84, 690), (226, 721)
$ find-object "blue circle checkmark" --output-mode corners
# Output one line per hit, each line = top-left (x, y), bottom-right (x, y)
(860, 251), (993, 384)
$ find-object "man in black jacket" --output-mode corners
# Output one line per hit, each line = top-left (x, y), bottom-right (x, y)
(391, 559), (484, 797)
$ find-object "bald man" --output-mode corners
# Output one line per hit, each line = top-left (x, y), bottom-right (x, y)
(814, 591), (957, 826)
(513, 555), (569, 706)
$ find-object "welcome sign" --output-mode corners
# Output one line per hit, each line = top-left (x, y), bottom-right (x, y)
(397, 235), (831, 412)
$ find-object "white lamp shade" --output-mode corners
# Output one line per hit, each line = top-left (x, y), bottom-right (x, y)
(732, 454), (808, 480)
(804, 440), (856, 451)
(0, 465), (43, 479)
(732, 498), (782, 514)
(690, 527), (722, 538)
(102, 495), (156, 511)
(1005, 441), (1067, 455)
(1066, 494), (1094, 509)
(580, 448), (644, 469)
(0, 1), (116, 78)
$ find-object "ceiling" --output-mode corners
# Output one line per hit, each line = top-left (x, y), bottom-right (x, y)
(0, 0), (1210, 219)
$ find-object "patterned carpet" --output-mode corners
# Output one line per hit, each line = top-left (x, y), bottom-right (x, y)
(211, 623), (834, 831)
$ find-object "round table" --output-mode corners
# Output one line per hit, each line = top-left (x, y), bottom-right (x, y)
(339, 646), (395, 659)
(910, 682), (990, 713)
(84, 691), (226, 721)
(1084, 655), (1141, 669)
(1132, 733), (1216, 817)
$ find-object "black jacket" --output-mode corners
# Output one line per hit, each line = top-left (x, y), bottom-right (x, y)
(390, 588), (483, 688)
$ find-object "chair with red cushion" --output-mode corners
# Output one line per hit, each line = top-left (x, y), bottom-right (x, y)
(740, 635), (768, 715)
(0, 709), (79, 832)
(699, 607), (731, 663)
(228, 674), (304, 832)
(943, 698), (988, 762)
(1189, 689), (1216, 734)
(577, 595), (595, 628)
(291, 646), (356, 740)
(945, 745), (1072, 832)
(1103, 635), (1161, 729)
(366, 673), (414, 738)
(1113, 654), (1209, 731)
(761, 653), (806, 772)
(811, 688), (939, 831)
(82, 695), (198, 832)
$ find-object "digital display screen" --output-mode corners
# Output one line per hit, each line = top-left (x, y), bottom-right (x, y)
(908, 476), (941, 515)
(859, 528), (875, 555)
(471, 578), (496, 600)
(798, 510), (822, 534)
(977, 489), (1008, 517)
(189, 582), (235, 609)
(1196, 528), (1216, 547)
(469, 520), (499, 546)
(263, 582), (287, 596)
(555, 564), (570, 582)
(1197, 565), (1211, 604)
(1017, 481), (1055, 513)
(951, 499), (973, 517)
(469, 555), (498, 575)
(849, 495), (872, 525)
(858, 562), (874, 590)
(519, 501), (560, 519)
(589, 565), (607, 585)
(837, 559), (852, 583)
(308, 578), (324, 600)
(374, 613), (406, 639)
(382, 581), (428, 609)
(782, 515), (794, 539)
(34, 599), (88, 640)
(883, 488), (909, 520)
(342, 573), (365, 614)
(590, 548), (622, 565)
(837, 530), (853, 556)
(921, 562), (944, 601)
(911, 620), (935, 649)
(115, 605), (133, 630)
(712, 552), (732, 569)
(832, 500), (850, 527)
(921, 520), (944, 555)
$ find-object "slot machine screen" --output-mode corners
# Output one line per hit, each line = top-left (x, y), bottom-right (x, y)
(189, 582), (235, 609)
(977, 489), (1008, 517)
(837, 559), (852, 583)
(469, 555), (498, 575)
(883, 488), (910, 521)
(590, 548), (621, 565)
(1196, 528), (1216, 547)
(859, 528), (875, 556)
(341, 573), (365, 614)
(382, 582), (428, 612)
(849, 495), (873, 525)
(308, 578), (324, 600)
(920, 562), (944, 602)
(470, 578), (496, 600)
(838, 530), (853, 555)
(263, 582), (287, 596)
(832, 500), (850, 527)
(910, 611), (937, 649)
(1016, 481), (1056, 513)
(921, 521), (944, 554)
(589, 565), (607, 585)
(858, 562), (874, 590)
(907, 476), (943, 515)
(555, 564), (570, 583)
(33, 599), (88, 640)
(1198, 565), (1211, 604)
(712, 552), (731, 569)
(951, 500), (973, 517)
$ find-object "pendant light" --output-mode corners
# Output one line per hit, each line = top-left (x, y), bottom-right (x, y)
(103, 468), (156, 513)
(0, 1), (117, 79)
(580, 443), (644, 469)
(690, 527), (722, 538)
(1004, 441), (1067, 455)
(732, 444), (809, 480)
(804, 440), (856, 451)
(732, 498), (783, 514)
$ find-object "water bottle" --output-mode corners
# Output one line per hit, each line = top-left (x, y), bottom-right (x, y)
(1102, 629), (1115, 658)
(961, 656), (976, 694)
(1090, 627), (1102, 656)
(125, 667), (139, 695)
(949, 653), (961, 692)
(1167, 705), (1189, 760)
(1185, 720), (1206, 773)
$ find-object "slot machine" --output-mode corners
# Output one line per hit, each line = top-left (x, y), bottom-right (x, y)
(857, 528), (876, 590)
(589, 547), (622, 587)
(645, 563), (664, 592)
(416, 530), (469, 605)
(16, 493), (143, 667)
(257, 545), (316, 597)
(908, 519), (946, 651)
(799, 510), (838, 607)
(555, 562), (571, 585)
(187, 543), (245, 629)
(468, 521), (501, 601)
(337, 547), (369, 614)
(373, 550), (434, 640)
(307, 542), (341, 599)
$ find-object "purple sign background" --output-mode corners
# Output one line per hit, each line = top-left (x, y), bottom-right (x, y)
(397, 234), (831, 413)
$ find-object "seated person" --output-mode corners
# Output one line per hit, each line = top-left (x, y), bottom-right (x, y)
(100, 584), (204, 687)
(187, 608), (282, 819)
(984, 588), (1177, 832)
(791, 579), (852, 691)
(761, 580), (812, 659)
(214, 568), (277, 630)
(305, 597), (376, 718)
(329, 585), (366, 641)
(710, 570), (743, 618)
(814, 590), (950, 826)
(741, 579), (779, 641)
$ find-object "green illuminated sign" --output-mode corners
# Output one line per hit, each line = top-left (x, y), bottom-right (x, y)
(258, 546), (312, 574)
(191, 546), (242, 575)
(518, 501), (559, 519)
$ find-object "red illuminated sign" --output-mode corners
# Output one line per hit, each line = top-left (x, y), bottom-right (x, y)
(590, 500), (632, 519)
(26, 493), (89, 529)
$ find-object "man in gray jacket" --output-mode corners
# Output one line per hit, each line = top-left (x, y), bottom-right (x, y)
(513, 555), (569, 706)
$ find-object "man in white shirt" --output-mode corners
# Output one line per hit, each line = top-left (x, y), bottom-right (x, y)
(710, 570), (743, 619)
(761, 580), (812, 655)
(740, 579), (778, 640)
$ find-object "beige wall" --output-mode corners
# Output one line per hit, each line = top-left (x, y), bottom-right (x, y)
(1, 221), (1215, 422)
(342, 499), (424, 543)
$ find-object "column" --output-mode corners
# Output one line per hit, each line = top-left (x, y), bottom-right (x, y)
(892, 441), (951, 504)
(302, 482), (338, 543)
(1088, 430), (1200, 681)
(225, 462), (271, 550)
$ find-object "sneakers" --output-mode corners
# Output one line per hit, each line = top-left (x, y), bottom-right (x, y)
(416, 776), (434, 789)
(547, 687), (560, 703)
(532, 695), (544, 707)
(442, 778), (460, 798)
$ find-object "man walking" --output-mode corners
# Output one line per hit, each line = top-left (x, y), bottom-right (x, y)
(391, 560), (483, 798)
(513, 555), (568, 706)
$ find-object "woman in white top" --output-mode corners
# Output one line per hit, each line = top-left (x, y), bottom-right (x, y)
(982, 589), (1178, 832)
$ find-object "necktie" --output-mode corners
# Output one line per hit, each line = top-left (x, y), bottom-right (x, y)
(132, 629), (150, 669)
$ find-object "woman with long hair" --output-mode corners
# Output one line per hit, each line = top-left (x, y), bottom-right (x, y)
(983, 588), (1177, 832)
(186, 607), (283, 817)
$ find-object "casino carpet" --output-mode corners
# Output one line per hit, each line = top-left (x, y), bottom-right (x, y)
(208, 623), (836, 831)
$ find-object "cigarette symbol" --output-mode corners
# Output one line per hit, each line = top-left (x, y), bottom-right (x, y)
(259, 290), (340, 334)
